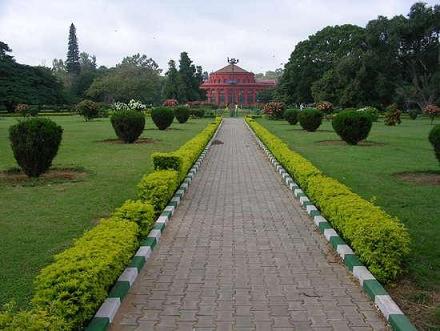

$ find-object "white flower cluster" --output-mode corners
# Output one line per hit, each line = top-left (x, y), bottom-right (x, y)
(113, 99), (146, 111)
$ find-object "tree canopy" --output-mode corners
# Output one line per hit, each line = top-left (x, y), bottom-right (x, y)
(277, 2), (440, 109)
(0, 42), (64, 111)
(86, 54), (162, 104)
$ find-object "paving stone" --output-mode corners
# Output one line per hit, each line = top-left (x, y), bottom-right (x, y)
(109, 119), (388, 331)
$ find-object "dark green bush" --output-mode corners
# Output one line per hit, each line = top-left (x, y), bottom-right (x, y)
(358, 106), (379, 122)
(110, 110), (145, 143)
(190, 108), (206, 118)
(408, 109), (418, 120)
(332, 111), (373, 145)
(9, 118), (63, 177)
(284, 108), (299, 125)
(429, 125), (440, 164)
(76, 100), (99, 121)
(151, 107), (174, 130)
(174, 106), (190, 123)
(298, 108), (323, 132)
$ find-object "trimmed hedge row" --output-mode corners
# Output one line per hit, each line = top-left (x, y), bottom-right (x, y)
(152, 117), (222, 181)
(246, 117), (410, 282)
(137, 170), (179, 215)
(1, 118), (222, 329)
(32, 219), (139, 330)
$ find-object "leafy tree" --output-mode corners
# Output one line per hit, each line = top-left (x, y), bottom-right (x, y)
(0, 42), (64, 111)
(177, 52), (204, 102)
(256, 88), (276, 103)
(255, 68), (284, 80)
(278, 24), (365, 105)
(86, 54), (162, 104)
(163, 60), (179, 100)
(66, 23), (80, 75)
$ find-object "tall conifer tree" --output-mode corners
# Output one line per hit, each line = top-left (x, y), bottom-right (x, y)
(66, 23), (80, 75)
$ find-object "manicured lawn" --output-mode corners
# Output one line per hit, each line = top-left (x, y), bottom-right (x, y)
(0, 115), (212, 308)
(257, 116), (440, 327)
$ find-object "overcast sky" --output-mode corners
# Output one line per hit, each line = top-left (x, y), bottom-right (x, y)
(0, 0), (437, 74)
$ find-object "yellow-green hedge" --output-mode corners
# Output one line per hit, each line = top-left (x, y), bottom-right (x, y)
(152, 117), (221, 181)
(246, 117), (410, 282)
(31, 219), (139, 330)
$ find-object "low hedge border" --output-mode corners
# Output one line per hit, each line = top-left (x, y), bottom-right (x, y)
(244, 119), (416, 331)
(85, 119), (222, 331)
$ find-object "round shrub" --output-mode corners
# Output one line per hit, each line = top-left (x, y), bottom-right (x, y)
(9, 118), (63, 177)
(263, 102), (285, 119)
(358, 106), (379, 122)
(76, 99), (99, 121)
(110, 110), (145, 143)
(298, 108), (323, 132)
(429, 124), (440, 165)
(151, 107), (174, 130)
(284, 108), (299, 125)
(408, 109), (418, 120)
(190, 108), (205, 118)
(332, 111), (373, 145)
(174, 106), (190, 123)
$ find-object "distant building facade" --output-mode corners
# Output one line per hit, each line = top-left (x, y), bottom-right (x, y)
(201, 64), (276, 106)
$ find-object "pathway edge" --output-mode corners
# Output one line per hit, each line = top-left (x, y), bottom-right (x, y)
(85, 119), (223, 331)
(244, 119), (417, 331)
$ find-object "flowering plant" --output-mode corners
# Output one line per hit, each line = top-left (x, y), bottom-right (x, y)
(262, 102), (285, 119)
(424, 104), (440, 124)
(163, 99), (178, 107)
(316, 101), (333, 114)
(384, 104), (401, 126)
(113, 99), (146, 112)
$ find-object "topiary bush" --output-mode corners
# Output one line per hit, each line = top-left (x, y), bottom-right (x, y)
(357, 106), (379, 122)
(9, 118), (63, 177)
(174, 106), (191, 123)
(76, 100), (99, 121)
(151, 107), (174, 130)
(408, 109), (419, 120)
(298, 108), (323, 132)
(316, 101), (333, 115)
(190, 108), (205, 118)
(262, 102), (285, 119)
(384, 104), (401, 126)
(284, 108), (299, 125)
(110, 110), (145, 143)
(332, 110), (373, 145)
(429, 125), (440, 165)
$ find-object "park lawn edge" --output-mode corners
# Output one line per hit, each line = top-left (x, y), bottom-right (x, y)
(84, 119), (223, 330)
(244, 118), (416, 331)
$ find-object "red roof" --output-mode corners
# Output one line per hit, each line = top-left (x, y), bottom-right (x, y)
(214, 64), (249, 74)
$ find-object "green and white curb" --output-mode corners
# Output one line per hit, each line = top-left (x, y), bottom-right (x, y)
(245, 121), (417, 331)
(86, 120), (222, 331)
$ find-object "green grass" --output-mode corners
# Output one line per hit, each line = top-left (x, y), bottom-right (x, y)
(0, 115), (212, 308)
(257, 117), (440, 290)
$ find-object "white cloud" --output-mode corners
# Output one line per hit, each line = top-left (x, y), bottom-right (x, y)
(0, 0), (437, 73)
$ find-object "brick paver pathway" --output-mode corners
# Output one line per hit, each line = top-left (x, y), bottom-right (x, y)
(110, 118), (387, 330)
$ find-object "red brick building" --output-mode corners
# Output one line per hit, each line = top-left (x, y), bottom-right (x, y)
(201, 64), (276, 106)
